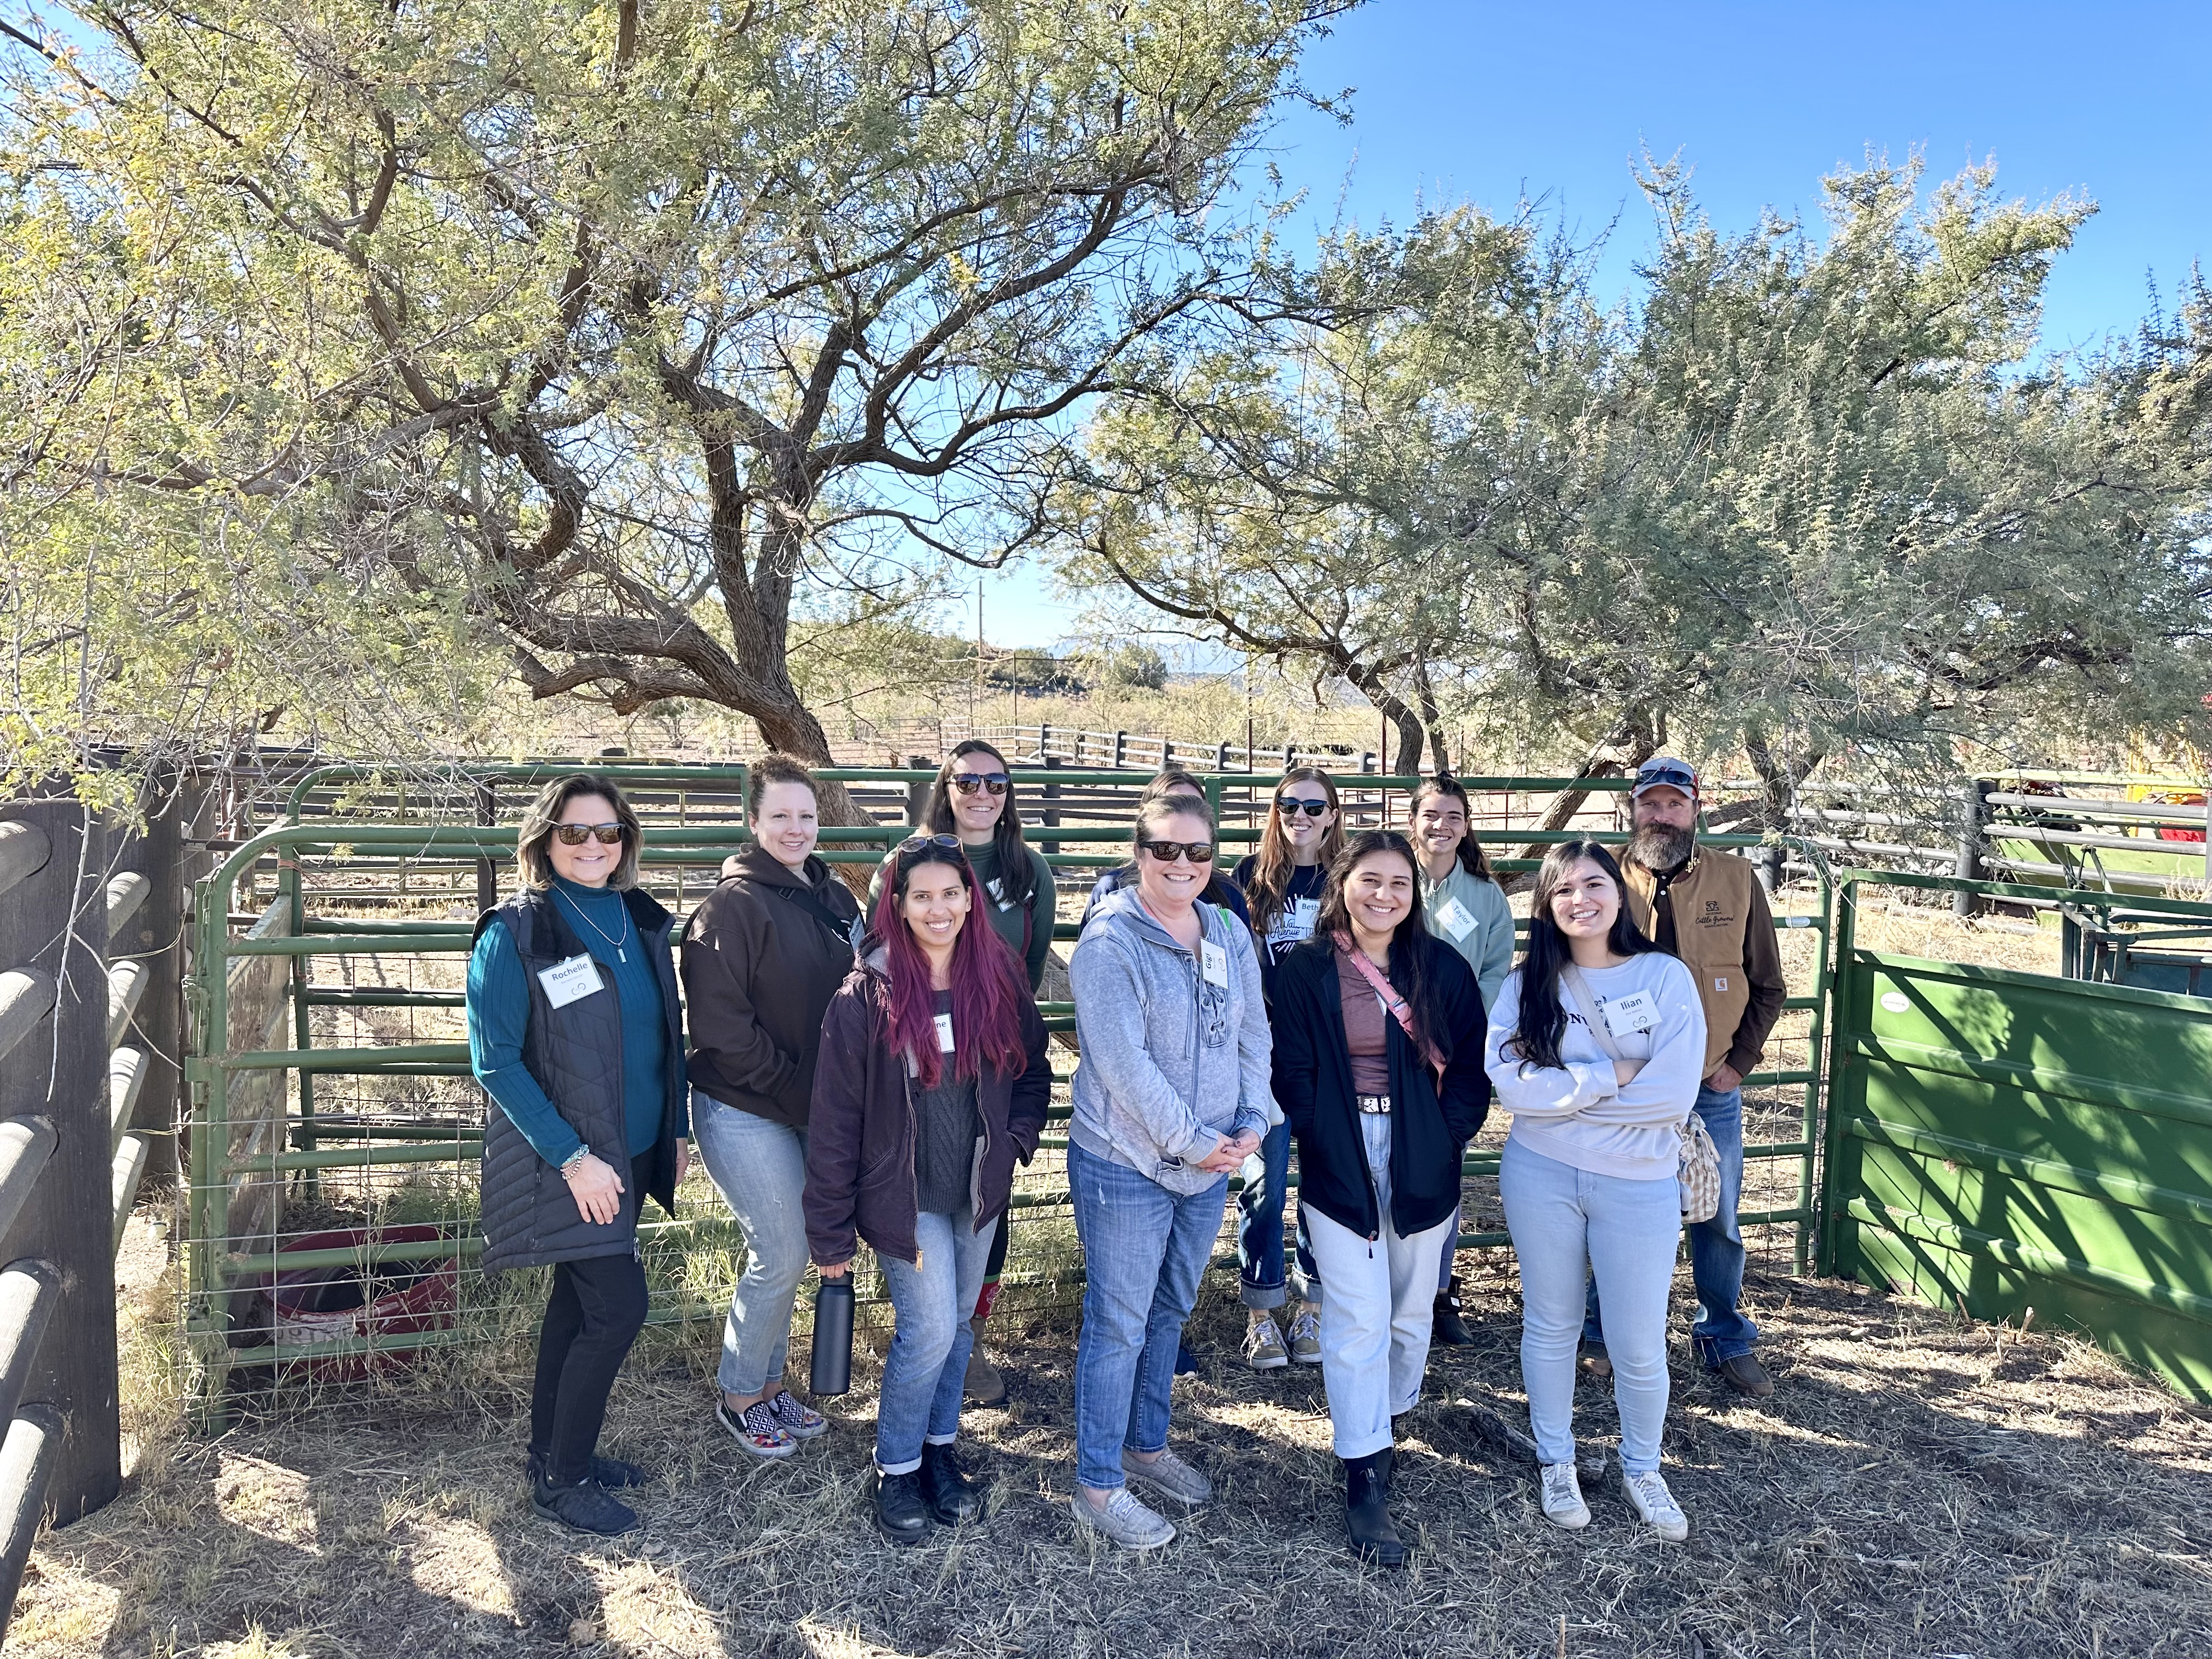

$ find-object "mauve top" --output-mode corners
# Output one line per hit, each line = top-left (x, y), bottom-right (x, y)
(1334, 948), (1392, 1097)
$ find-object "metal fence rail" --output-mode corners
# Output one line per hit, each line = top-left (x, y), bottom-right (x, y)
(179, 763), (1833, 1418)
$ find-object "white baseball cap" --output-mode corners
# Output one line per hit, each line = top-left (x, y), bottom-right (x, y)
(1630, 755), (1699, 799)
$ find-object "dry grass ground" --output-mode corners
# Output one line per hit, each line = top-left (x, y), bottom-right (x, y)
(16, 1221), (2212, 1659)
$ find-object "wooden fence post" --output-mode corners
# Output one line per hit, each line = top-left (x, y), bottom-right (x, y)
(1040, 756), (1063, 856)
(0, 799), (121, 1527)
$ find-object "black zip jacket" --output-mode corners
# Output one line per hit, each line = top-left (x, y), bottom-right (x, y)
(1269, 934), (1491, 1240)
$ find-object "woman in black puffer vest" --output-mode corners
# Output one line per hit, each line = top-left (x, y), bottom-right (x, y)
(468, 774), (689, 1538)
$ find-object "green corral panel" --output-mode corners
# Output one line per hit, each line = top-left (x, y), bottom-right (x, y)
(1825, 946), (2212, 1400)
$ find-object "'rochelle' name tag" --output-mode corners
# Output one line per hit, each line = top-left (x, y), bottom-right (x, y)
(537, 953), (606, 1009)
(1600, 988), (1657, 1040)
(1201, 940), (1230, 989)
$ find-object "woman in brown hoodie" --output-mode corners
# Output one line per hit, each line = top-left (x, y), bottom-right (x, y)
(683, 755), (860, 1459)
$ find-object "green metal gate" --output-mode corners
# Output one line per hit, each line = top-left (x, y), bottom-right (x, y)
(1821, 869), (2212, 1400)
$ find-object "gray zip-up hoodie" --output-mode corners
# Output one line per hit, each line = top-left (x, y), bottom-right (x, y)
(1068, 887), (1276, 1195)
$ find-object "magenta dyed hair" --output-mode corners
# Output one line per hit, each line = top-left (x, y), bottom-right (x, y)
(870, 854), (1032, 1086)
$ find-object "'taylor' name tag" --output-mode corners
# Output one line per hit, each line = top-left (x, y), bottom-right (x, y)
(537, 953), (606, 1009)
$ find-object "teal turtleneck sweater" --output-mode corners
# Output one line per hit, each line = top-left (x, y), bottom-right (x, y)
(466, 875), (684, 1165)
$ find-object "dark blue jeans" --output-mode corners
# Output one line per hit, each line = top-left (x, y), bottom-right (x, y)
(1584, 1084), (1758, 1365)
(1235, 1120), (1318, 1308)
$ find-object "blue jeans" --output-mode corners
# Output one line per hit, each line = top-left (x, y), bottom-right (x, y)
(874, 1209), (992, 1474)
(1069, 1140), (1227, 1492)
(1502, 1137), (1680, 1475)
(691, 1091), (810, 1397)
(1235, 1120), (1320, 1309)
(1583, 1085), (1757, 1365)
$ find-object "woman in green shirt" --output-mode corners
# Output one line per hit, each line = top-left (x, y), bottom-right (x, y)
(868, 739), (1056, 1404)
(1407, 776), (1514, 1345)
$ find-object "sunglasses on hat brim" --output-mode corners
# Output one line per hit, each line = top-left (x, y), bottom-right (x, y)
(1632, 765), (1698, 795)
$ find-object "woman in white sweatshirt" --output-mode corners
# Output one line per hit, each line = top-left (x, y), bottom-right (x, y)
(1484, 840), (1705, 1543)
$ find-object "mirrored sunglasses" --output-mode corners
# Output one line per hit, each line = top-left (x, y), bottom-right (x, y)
(553, 822), (625, 845)
(1139, 839), (1216, 864)
(949, 772), (1011, 795)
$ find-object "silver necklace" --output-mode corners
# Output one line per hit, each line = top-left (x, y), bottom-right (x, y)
(557, 887), (629, 963)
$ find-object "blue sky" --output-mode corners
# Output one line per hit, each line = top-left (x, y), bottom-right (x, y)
(983, 0), (2212, 647)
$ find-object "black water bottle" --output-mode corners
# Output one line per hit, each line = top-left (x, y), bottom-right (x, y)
(809, 1276), (855, 1397)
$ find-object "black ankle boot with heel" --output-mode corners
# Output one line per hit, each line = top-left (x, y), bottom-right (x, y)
(1342, 1447), (1408, 1567)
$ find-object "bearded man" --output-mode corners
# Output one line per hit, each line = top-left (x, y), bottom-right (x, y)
(1581, 756), (1787, 1397)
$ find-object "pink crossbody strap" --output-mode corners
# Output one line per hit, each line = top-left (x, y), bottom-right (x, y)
(1330, 931), (1446, 1086)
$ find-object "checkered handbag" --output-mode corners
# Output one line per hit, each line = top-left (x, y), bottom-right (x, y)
(1559, 965), (1721, 1224)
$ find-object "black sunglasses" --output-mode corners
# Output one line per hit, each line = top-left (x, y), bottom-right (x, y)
(1139, 839), (1216, 864)
(553, 822), (625, 845)
(949, 772), (1011, 795)
(895, 833), (967, 860)
(1276, 796), (1331, 817)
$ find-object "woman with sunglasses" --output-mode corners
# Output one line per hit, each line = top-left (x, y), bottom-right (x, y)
(468, 775), (690, 1537)
(1065, 794), (1274, 1549)
(1407, 776), (1516, 1346)
(682, 755), (860, 1460)
(806, 836), (1051, 1543)
(869, 739), (1056, 1406)
(1082, 768), (1251, 928)
(1227, 766), (1344, 1370)
(1485, 841), (1705, 1542)
(1271, 830), (1491, 1564)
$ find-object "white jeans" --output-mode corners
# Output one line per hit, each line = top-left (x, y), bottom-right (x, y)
(1300, 1113), (1455, 1459)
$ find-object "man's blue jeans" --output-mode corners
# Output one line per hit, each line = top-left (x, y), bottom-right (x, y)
(1069, 1141), (1227, 1491)
(1584, 1084), (1759, 1365)
(1237, 1120), (1321, 1309)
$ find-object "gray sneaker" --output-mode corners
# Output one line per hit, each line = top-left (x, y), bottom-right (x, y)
(1121, 1446), (1212, 1506)
(1287, 1305), (1323, 1365)
(1070, 1486), (1176, 1550)
(1243, 1313), (1290, 1370)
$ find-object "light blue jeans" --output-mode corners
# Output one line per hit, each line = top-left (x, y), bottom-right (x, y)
(1500, 1137), (1680, 1476)
(874, 1208), (992, 1474)
(1068, 1140), (1227, 1492)
(691, 1090), (809, 1398)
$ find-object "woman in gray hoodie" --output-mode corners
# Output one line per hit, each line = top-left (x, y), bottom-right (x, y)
(1064, 795), (1275, 1550)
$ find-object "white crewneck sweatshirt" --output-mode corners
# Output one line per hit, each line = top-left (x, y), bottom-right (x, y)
(1482, 953), (1707, 1181)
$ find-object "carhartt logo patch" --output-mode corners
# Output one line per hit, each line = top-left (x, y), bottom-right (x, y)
(1714, 975), (1729, 992)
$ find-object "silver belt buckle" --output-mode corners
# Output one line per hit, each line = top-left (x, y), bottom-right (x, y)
(1357, 1092), (1391, 1115)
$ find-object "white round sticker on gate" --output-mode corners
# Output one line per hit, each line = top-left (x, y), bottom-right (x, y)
(1879, 991), (1911, 1013)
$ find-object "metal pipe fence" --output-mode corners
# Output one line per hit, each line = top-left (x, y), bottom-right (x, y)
(178, 763), (1834, 1424)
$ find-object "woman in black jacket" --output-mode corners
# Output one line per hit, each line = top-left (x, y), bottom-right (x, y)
(1271, 830), (1490, 1565)
(805, 836), (1051, 1544)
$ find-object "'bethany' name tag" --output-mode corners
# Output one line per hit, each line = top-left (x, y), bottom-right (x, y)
(934, 1012), (956, 1053)
(1600, 988), (1658, 1040)
(537, 953), (605, 1009)
(1201, 939), (1230, 988)
(1434, 895), (1478, 940)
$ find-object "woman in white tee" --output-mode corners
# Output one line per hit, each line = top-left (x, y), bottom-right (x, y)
(1484, 840), (1705, 1543)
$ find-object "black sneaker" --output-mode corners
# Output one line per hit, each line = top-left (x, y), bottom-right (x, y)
(532, 1476), (639, 1537)
(871, 1465), (934, 1546)
(918, 1442), (986, 1525)
(1432, 1279), (1476, 1347)
(527, 1448), (647, 1489)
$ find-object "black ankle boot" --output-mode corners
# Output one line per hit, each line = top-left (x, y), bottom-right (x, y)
(1343, 1448), (1408, 1567)
(918, 1441), (986, 1525)
(1432, 1277), (1475, 1346)
(871, 1465), (934, 1545)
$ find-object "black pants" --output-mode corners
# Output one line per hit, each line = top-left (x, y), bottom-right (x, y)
(529, 1249), (650, 1486)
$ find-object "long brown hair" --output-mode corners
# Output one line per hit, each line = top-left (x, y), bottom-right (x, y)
(924, 739), (1037, 908)
(1244, 766), (1345, 936)
(1409, 776), (1493, 881)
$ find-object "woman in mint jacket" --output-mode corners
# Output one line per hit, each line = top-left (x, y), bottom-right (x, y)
(1406, 776), (1514, 1343)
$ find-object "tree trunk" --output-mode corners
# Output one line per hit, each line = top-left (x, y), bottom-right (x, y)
(1503, 709), (1657, 888)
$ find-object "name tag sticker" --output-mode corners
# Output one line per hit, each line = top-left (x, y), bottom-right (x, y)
(1434, 895), (1478, 940)
(987, 877), (1013, 912)
(1271, 897), (1321, 943)
(1600, 989), (1657, 1040)
(1201, 940), (1230, 988)
(934, 1012), (956, 1053)
(537, 954), (605, 1009)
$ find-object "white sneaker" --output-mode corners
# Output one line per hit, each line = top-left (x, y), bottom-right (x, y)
(1624, 1470), (1690, 1542)
(1539, 1461), (1589, 1529)
(1070, 1486), (1176, 1550)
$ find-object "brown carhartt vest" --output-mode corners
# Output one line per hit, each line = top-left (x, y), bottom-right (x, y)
(1622, 851), (1759, 1078)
